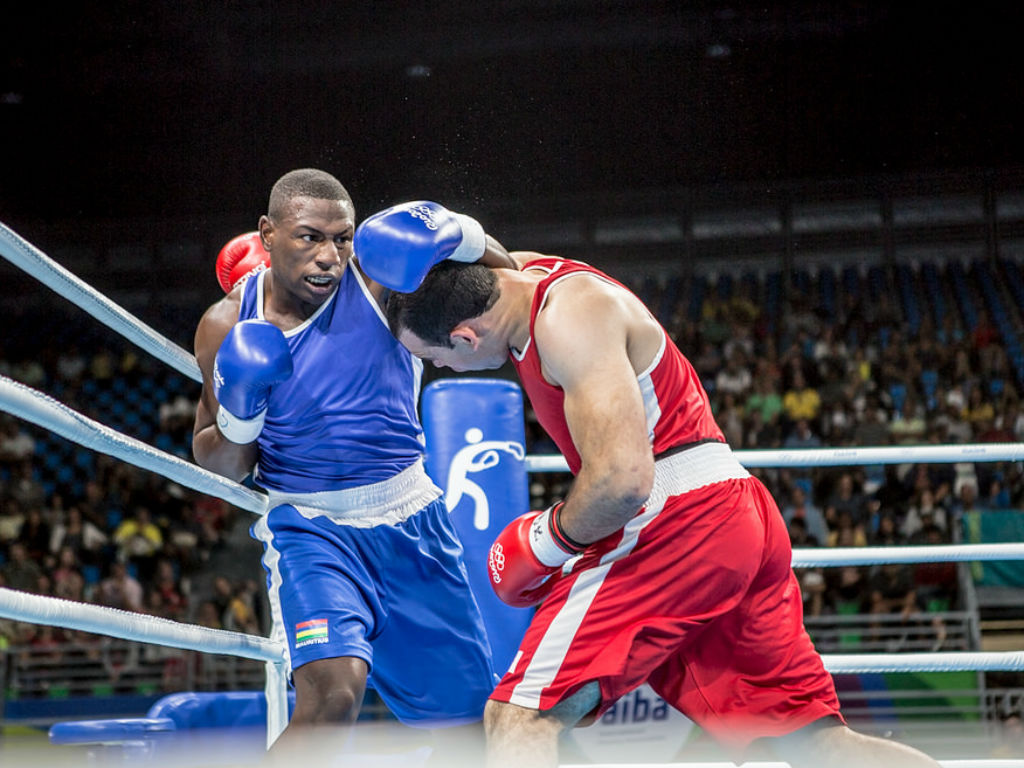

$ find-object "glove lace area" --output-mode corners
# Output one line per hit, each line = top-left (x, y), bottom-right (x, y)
(531, 502), (586, 567)
(215, 404), (265, 445)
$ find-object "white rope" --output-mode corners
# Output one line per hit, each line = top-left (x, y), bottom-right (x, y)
(525, 443), (1024, 473)
(793, 542), (1024, 567)
(822, 651), (1024, 673)
(737, 443), (1024, 467)
(565, 764), (1024, 768)
(0, 375), (269, 516)
(0, 220), (202, 382)
(0, 587), (284, 663)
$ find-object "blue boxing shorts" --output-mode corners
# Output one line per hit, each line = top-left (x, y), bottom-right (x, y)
(251, 460), (497, 726)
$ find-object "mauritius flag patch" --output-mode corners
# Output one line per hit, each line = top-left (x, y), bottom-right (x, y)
(295, 618), (329, 648)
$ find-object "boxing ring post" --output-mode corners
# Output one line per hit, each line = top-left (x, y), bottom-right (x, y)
(421, 378), (534, 674)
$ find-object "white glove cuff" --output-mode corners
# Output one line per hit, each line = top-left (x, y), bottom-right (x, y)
(529, 508), (574, 568)
(448, 213), (487, 263)
(216, 405), (265, 445)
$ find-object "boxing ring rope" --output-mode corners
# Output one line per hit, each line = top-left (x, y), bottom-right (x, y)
(561, 765), (1024, 768)
(560, 763), (1024, 768)
(0, 375), (268, 516)
(0, 587), (283, 663)
(792, 542), (1024, 567)
(1, 221), (1023, 765)
(0, 586), (290, 749)
(526, 442), (1024, 473)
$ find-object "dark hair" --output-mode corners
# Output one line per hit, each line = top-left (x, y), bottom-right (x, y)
(267, 168), (352, 220)
(386, 261), (499, 347)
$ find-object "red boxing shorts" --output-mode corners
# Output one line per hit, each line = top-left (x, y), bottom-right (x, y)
(489, 443), (842, 751)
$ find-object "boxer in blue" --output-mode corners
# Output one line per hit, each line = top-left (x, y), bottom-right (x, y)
(191, 169), (510, 763)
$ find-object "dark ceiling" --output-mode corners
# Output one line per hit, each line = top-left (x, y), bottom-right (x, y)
(2, 1), (1023, 225)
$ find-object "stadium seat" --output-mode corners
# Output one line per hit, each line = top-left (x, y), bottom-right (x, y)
(889, 382), (907, 415)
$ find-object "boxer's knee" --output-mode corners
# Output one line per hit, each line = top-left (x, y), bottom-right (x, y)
(485, 684), (600, 768)
(485, 681), (600, 739)
(292, 656), (368, 725)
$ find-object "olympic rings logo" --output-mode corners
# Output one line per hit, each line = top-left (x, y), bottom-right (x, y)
(488, 542), (505, 583)
(405, 205), (440, 231)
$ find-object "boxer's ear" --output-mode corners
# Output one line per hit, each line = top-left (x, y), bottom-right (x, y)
(450, 324), (480, 350)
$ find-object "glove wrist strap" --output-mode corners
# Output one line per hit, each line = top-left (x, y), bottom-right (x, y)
(448, 214), (486, 262)
(547, 502), (587, 553)
(530, 503), (585, 568)
(216, 405), (265, 445)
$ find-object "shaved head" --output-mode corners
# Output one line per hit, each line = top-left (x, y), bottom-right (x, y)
(267, 169), (352, 221)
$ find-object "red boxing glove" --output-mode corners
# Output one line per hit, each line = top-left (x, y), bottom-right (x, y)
(216, 232), (270, 294)
(488, 503), (585, 608)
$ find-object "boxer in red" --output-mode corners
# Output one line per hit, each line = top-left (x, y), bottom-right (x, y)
(355, 203), (942, 768)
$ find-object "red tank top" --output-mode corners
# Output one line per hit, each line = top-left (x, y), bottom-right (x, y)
(511, 258), (724, 475)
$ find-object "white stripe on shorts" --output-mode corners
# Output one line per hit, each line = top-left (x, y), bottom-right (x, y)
(251, 514), (293, 674)
(507, 491), (669, 708)
(506, 442), (749, 708)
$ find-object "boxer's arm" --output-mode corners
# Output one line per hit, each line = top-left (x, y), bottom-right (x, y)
(533, 287), (655, 544)
(192, 298), (259, 482)
(480, 235), (519, 270)
(359, 233), (518, 304)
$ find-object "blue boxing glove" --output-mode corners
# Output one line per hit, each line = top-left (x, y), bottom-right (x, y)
(354, 201), (487, 292)
(213, 320), (293, 444)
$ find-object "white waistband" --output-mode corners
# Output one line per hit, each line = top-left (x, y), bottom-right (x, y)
(265, 458), (443, 528)
(648, 441), (750, 506)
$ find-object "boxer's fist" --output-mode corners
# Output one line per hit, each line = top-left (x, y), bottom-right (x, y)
(216, 232), (270, 293)
(213, 320), (292, 444)
(488, 504), (584, 608)
(354, 201), (486, 293)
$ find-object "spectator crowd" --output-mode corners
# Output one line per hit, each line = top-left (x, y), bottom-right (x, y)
(0, 338), (266, 694)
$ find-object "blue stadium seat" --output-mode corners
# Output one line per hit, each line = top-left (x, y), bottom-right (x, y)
(81, 564), (101, 585)
(55, 465), (75, 487)
(920, 369), (939, 411)
(889, 382), (907, 415)
(947, 260), (978, 330)
(819, 267), (837, 322)
(688, 274), (707, 323)
(895, 263), (920, 335)
(919, 261), (947, 329)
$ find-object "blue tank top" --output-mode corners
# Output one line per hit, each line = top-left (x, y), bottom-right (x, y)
(238, 268), (425, 492)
